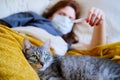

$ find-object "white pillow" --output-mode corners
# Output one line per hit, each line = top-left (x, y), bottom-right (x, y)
(0, 0), (50, 18)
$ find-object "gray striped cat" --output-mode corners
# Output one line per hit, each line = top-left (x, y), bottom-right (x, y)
(22, 39), (120, 80)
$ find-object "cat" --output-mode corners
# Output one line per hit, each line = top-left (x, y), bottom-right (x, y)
(22, 39), (120, 80)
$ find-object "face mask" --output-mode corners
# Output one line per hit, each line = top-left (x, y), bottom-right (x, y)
(52, 14), (73, 34)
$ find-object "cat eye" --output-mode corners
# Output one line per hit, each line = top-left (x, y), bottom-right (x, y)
(29, 55), (38, 62)
(44, 54), (49, 60)
(32, 55), (38, 59)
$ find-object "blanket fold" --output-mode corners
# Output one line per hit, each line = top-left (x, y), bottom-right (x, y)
(67, 42), (120, 64)
(0, 25), (41, 80)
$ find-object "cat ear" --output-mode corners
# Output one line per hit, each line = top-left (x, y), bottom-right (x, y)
(22, 38), (32, 53)
(43, 40), (51, 51)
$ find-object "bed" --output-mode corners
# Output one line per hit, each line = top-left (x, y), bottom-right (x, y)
(0, 0), (120, 80)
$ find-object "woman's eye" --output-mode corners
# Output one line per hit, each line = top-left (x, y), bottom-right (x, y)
(59, 13), (66, 16)
(69, 17), (74, 21)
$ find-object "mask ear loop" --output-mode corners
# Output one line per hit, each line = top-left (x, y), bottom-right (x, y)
(73, 17), (86, 23)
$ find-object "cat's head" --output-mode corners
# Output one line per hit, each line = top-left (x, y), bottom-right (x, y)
(22, 39), (53, 72)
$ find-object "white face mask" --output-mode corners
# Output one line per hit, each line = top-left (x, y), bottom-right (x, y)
(52, 14), (73, 34)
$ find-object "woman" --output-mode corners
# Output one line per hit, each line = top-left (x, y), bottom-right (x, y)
(0, 0), (106, 50)
(43, 0), (106, 49)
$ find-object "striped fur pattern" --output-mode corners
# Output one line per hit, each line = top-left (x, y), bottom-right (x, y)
(22, 39), (120, 80)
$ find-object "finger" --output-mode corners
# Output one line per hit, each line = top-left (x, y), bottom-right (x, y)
(90, 9), (99, 26)
(96, 11), (104, 25)
(92, 10), (101, 25)
(86, 7), (95, 23)
(96, 14), (103, 25)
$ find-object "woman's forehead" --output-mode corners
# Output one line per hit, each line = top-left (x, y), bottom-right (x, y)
(57, 6), (76, 19)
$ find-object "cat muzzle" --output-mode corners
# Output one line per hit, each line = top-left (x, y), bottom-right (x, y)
(40, 61), (44, 67)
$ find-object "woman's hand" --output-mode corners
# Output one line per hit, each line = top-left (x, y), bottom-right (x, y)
(86, 7), (105, 27)
(86, 7), (106, 48)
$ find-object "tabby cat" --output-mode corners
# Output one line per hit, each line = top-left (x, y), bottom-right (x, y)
(22, 39), (120, 80)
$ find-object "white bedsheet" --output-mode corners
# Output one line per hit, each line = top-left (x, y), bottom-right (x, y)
(12, 26), (68, 56)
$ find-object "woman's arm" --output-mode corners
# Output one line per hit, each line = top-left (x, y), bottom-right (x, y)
(86, 7), (107, 49)
(90, 20), (106, 48)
